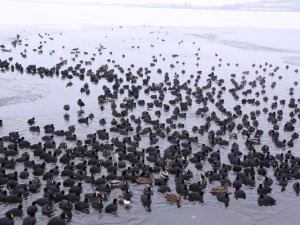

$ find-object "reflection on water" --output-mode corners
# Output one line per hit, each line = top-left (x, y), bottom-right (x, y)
(0, 25), (300, 225)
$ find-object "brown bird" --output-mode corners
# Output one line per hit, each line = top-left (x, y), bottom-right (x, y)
(164, 192), (181, 207)
(117, 196), (132, 205)
(95, 191), (108, 200)
(135, 177), (154, 185)
(210, 185), (229, 194)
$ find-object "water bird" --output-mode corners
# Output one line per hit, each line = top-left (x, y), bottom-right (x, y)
(117, 196), (132, 205)
(0, 214), (14, 225)
(105, 198), (118, 213)
(210, 184), (229, 194)
(164, 192), (181, 206)
(47, 213), (67, 225)
(63, 104), (70, 112)
(77, 99), (85, 109)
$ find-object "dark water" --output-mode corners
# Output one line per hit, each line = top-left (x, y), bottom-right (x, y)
(1, 26), (300, 225)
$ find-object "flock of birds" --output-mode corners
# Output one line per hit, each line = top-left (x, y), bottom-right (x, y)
(0, 28), (300, 225)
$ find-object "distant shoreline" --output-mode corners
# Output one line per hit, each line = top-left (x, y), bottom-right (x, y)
(1, 0), (300, 12)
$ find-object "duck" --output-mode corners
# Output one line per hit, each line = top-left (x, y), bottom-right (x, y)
(64, 192), (80, 203)
(23, 212), (36, 225)
(216, 192), (230, 206)
(188, 181), (203, 192)
(158, 182), (171, 193)
(78, 117), (89, 124)
(175, 182), (189, 196)
(141, 194), (152, 207)
(29, 126), (40, 132)
(75, 198), (89, 212)
(109, 179), (126, 188)
(210, 184), (229, 194)
(63, 104), (70, 112)
(27, 201), (38, 215)
(77, 99), (85, 109)
(164, 192), (181, 206)
(123, 188), (133, 199)
(188, 190), (204, 202)
(6, 204), (23, 217)
(47, 213), (67, 225)
(117, 196), (132, 205)
(19, 168), (29, 179)
(95, 191), (108, 200)
(58, 200), (73, 211)
(69, 182), (82, 194)
(258, 194), (276, 206)
(135, 176), (154, 185)
(143, 186), (153, 195)
(91, 197), (103, 210)
(27, 117), (35, 126)
(42, 204), (54, 217)
(257, 184), (272, 195)
(247, 137), (261, 145)
(66, 82), (73, 87)
(96, 182), (111, 194)
(0, 214), (14, 225)
(6, 193), (23, 203)
(104, 198), (118, 213)
(293, 182), (300, 193)
(234, 187), (246, 199)
(263, 177), (273, 186)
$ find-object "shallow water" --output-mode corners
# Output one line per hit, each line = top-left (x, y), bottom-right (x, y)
(1, 9), (300, 225)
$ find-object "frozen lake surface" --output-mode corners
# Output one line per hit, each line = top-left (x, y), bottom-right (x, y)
(1, 1), (300, 225)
